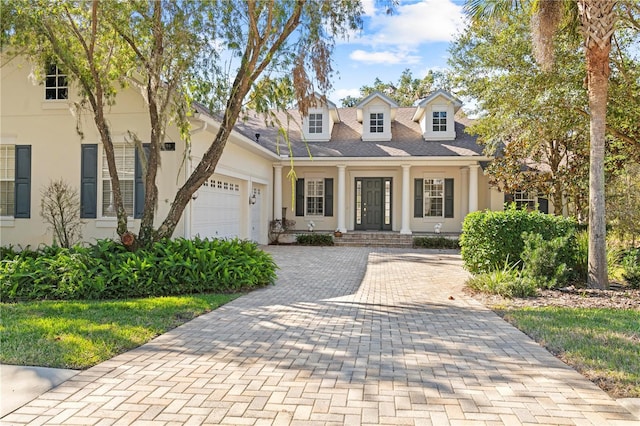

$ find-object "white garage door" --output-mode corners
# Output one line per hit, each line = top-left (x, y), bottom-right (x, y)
(251, 187), (262, 242)
(192, 176), (242, 240)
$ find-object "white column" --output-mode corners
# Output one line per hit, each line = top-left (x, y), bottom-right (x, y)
(273, 165), (283, 220)
(400, 164), (412, 235)
(460, 167), (469, 216)
(337, 165), (347, 233)
(468, 164), (480, 213)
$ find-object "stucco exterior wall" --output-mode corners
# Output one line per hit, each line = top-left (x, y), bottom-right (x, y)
(1, 57), (275, 247)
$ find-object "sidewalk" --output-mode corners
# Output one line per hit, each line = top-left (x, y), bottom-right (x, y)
(1, 247), (637, 425)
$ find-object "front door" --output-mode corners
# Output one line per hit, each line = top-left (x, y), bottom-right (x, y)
(355, 178), (392, 231)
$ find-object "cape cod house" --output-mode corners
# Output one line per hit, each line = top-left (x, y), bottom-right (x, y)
(1, 57), (530, 248)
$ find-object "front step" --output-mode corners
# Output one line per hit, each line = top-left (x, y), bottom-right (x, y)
(333, 232), (413, 248)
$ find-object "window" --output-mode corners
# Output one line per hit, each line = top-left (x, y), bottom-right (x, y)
(424, 178), (444, 217)
(0, 145), (15, 216)
(306, 178), (324, 216)
(432, 111), (447, 132)
(308, 113), (323, 134)
(370, 112), (384, 133)
(102, 144), (134, 217)
(45, 64), (68, 100)
(514, 190), (535, 210)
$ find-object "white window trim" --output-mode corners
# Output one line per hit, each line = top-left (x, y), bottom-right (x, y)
(100, 143), (135, 219)
(305, 177), (325, 217)
(432, 110), (447, 132)
(423, 177), (445, 218)
(514, 190), (536, 210)
(0, 144), (15, 219)
(308, 113), (323, 134)
(44, 64), (68, 101)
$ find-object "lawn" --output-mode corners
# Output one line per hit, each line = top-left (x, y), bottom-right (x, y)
(0, 294), (239, 369)
(497, 306), (640, 398)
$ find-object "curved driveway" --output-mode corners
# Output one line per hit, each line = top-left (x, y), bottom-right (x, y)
(2, 247), (637, 425)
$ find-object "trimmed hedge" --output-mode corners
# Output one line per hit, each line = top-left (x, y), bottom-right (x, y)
(413, 236), (460, 249)
(295, 233), (334, 246)
(460, 206), (577, 274)
(0, 238), (277, 302)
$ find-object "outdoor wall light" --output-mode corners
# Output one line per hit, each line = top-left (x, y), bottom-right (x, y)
(249, 193), (257, 205)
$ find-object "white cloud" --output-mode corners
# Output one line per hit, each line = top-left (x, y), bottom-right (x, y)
(349, 49), (421, 65)
(333, 88), (361, 100)
(358, 0), (466, 47)
(361, 0), (376, 16)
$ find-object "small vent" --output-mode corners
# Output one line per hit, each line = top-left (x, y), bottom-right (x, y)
(161, 142), (176, 151)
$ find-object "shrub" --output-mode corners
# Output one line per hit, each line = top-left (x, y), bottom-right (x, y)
(0, 238), (277, 302)
(466, 261), (537, 298)
(622, 248), (640, 289)
(295, 233), (334, 246)
(520, 232), (571, 289)
(460, 206), (577, 274)
(413, 236), (460, 249)
(40, 179), (84, 248)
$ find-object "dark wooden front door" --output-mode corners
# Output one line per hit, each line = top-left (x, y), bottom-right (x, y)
(355, 178), (390, 231)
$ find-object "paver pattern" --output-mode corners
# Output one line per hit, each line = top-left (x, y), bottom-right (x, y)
(2, 247), (637, 425)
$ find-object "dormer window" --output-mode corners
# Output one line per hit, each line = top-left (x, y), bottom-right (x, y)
(432, 111), (447, 132)
(45, 64), (68, 100)
(412, 90), (461, 141)
(356, 92), (396, 142)
(308, 113), (323, 134)
(370, 113), (384, 133)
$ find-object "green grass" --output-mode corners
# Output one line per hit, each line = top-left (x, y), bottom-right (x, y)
(498, 307), (640, 398)
(0, 294), (239, 369)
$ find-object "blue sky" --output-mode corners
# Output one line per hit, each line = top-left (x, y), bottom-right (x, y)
(327, 0), (468, 105)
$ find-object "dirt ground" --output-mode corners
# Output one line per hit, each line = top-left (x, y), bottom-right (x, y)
(469, 285), (640, 310)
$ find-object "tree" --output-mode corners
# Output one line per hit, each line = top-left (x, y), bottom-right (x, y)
(464, 0), (623, 289)
(339, 68), (451, 107)
(2, 0), (363, 247)
(449, 8), (638, 221)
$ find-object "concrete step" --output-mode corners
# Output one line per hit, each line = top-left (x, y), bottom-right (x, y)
(333, 232), (413, 248)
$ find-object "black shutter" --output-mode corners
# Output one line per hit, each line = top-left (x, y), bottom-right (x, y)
(414, 178), (423, 217)
(324, 178), (333, 217)
(538, 197), (549, 214)
(295, 178), (305, 216)
(504, 192), (514, 209)
(14, 145), (31, 218)
(444, 178), (454, 218)
(80, 144), (98, 218)
(134, 144), (150, 219)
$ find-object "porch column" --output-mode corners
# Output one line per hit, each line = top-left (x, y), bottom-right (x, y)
(337, 165), (346, 233)
(400, 164), (412, 235)
(468, 164), (480, 213)
(460, 167), (469, 216)
(274, 165), (283, 220)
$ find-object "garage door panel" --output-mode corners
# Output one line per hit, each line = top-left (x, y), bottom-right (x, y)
(192, 177), (241, 240)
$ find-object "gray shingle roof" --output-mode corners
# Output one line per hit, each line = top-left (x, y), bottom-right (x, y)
(202, 104), (485, 159)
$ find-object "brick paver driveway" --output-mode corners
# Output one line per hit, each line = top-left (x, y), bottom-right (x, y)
(3, 247), (637, 425)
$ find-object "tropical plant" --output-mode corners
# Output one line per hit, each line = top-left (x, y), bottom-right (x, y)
(0, 238), (277, 302)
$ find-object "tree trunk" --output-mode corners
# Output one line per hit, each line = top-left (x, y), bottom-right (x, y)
(579, 0), (616, 289)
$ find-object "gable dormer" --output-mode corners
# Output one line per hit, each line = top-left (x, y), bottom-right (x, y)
(301, 94), (340, 142)
(356, 92), (398, 142)
(412, 89), (462, 141)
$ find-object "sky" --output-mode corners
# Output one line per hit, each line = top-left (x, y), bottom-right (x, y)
(326, 0), (469, 106)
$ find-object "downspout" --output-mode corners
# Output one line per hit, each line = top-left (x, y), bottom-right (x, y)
(184, 118), (209, 239)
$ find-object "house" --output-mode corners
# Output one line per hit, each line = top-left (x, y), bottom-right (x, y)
(1, 57), (529, 248)
(0, 57), (276, 247)
(233, 91), (513, 236)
